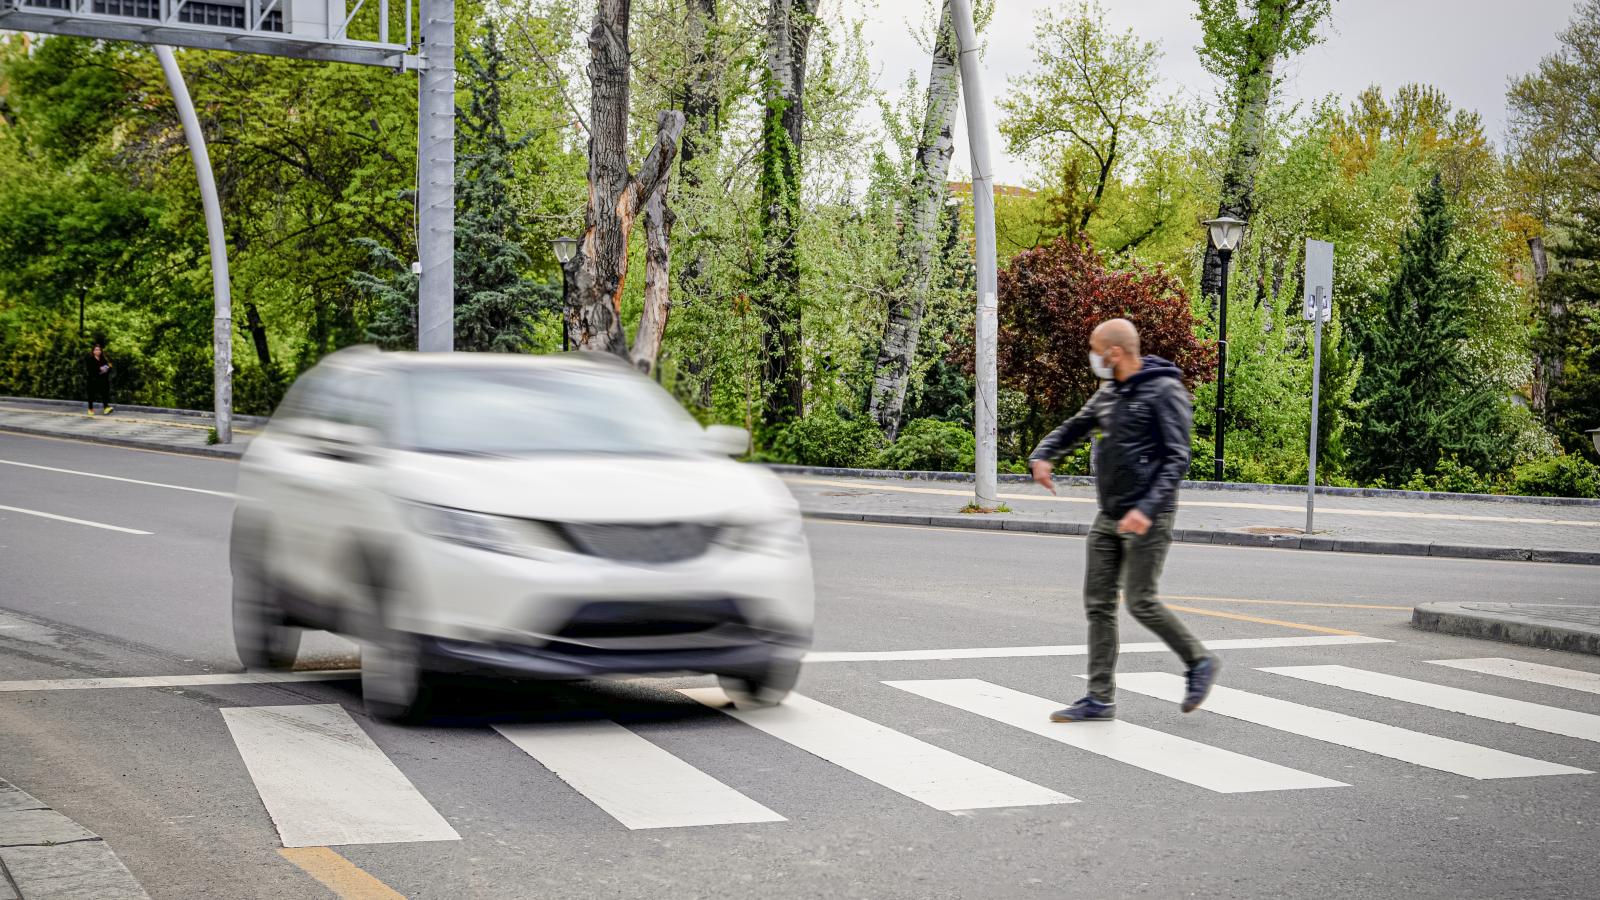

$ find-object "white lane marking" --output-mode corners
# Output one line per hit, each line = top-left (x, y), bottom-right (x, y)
(885, 679), (1346, 794)
(681, 688), (1075, 812)
(0, 503), (152, 535)
(494, 719), (784, 829)
(804, 634), (1390, 663)
(1429, 658), (1600, 696)
(784, 477), (1600, 527)
(0, 458), (234, 497)
(1113, 672), (1588, 780)
(221, 704), (459, 848)
(0, 671), (355, 693)
(1261, 665), (1600, 744)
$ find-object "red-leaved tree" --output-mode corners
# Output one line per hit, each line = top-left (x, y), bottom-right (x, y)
(993, 237), (1215, 453)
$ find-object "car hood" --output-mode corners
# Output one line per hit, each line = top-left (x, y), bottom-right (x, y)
(386, 452), (798, 524)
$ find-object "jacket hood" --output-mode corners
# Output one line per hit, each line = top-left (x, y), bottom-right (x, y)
(1123, 355), (1184, 387)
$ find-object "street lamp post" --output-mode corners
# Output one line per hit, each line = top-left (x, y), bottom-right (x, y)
(550, 236), (578, 351)
(1588, 426), (1600, 456)
(1203, 215), (1246, 482)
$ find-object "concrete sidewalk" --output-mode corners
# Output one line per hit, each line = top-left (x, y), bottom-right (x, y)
(0, 398), (258, 459)
(0, 778), (148, 900)
(780, 471), (1600, 565)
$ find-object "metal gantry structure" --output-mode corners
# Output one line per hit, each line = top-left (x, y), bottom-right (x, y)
(0, 0), (456, 440)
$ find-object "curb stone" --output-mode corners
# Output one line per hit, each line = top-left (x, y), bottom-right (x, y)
(0, 779), (148, 900)
(801, 510), (1600, 566)
(0, 397), (268, 428)
(0, 424), (245, 459)
(1412, 602), (1600, 656)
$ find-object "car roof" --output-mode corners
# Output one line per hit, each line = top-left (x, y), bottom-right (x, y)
(319, 347), (636, 376)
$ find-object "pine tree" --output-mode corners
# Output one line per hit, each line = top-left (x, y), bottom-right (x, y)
(359, 21), (556, 352)
(1350, 173), (1507, 481)
(1544, 182), (1600, 461)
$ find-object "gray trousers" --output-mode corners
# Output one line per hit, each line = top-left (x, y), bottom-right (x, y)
(1082, 511), (1208, 703)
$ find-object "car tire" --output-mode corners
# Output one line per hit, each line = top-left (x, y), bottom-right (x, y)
(362, 632), (436, 723)
(232, 542), (302, 670)
(717, 656), (801, 709)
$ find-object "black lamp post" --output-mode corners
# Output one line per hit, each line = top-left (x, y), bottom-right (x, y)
(550, 236), (578, 351)
(1203, 215), (1246, 482)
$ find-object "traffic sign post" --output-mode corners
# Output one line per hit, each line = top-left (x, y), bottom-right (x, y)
(1303, 239), (1334, 534)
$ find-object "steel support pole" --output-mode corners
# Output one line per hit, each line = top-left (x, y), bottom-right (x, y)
(950, 0), (998, 508)
(156, 45), (231, 443)
(417, 0), (455, 352)
(1213, 249), (1231, 482)
(1306, 302), (1324, 534)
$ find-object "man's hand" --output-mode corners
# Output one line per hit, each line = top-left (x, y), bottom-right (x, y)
(1030, 459), (1057, 495)
(1118, 508), (1152, 536)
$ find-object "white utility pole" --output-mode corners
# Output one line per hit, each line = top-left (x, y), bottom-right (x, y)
(949, 0), (998, 508)
(1303, 239), (1334, 533)
(417, 0), (457, 352)
(156, 46), (231, 444)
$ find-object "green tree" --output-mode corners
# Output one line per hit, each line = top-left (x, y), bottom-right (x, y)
(1349, 175), (1511, 481)
(1542, 189), (1600, 461)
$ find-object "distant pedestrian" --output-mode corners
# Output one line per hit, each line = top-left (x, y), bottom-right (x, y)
(1028, 318), (1218, 722)
(85, 342), (115, 416)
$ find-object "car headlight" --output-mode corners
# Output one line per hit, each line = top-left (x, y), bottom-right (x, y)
(719, 516), (807, 557)
(404, 502), (571, 559)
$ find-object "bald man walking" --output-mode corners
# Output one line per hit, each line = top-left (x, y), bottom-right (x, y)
(1029, 318), (1219, 722)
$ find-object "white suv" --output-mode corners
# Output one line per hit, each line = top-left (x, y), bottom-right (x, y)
(230, 348), (814, 720)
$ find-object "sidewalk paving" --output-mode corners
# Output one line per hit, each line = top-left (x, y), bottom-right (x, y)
(0, 399), (257, 459)
(0, 778), (148, 900)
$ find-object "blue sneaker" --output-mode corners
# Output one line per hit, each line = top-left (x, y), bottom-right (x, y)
(1049, 696), (1116, 722)
(1182, 656), (1221, 712)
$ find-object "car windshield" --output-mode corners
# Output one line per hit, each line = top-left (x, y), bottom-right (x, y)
(403, 365), (702, 456)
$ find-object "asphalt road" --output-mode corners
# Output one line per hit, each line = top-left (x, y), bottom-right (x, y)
(3, 431), (1599, 900)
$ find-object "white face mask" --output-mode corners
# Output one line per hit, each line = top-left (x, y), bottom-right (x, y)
(1089, 351), (1114, 380)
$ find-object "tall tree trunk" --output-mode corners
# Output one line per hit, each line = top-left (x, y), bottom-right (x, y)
(566, 0), (685, 357)
(1200, 3), (1290, 311)
(757, 0), (819, 426)
(680, 0), (720, 407)
(631, 184), (676, 373)
(1530, 235), (1564, 414)
(867, 0), (961, 438)
(245, 302), (272, 369)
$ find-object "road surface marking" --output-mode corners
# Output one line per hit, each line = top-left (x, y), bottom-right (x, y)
(1113, 672), (1589, 780)
(0, 458), (234, 497)
(784, 477), (1600, 527)
(0, 671), (355, 692)
(1428, 658), (1600, 696)
(1163, 604), (1362, 637)
(0, 503), (152, 535)
(493, 719), (785, 829)
(279, 848), (407, 900)
(680, 688), (1076, 812)
(0, 428), (241, 462)
(885, 679), (1345, 794)
(1162, 594), (1412, 611)
(802, 635), (1389, 663)
(221, 704), (460, 847)
(1260, 665), (1600, 744)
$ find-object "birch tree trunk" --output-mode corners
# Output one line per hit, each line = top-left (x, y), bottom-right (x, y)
(758, 0), (820, 425)
(1200, 47), (1276, 310)
(1529, 235), (1564, 414)
(565, 0), (685, 357)
(681, 0), (720, 405)
(867, 0), (961, 438)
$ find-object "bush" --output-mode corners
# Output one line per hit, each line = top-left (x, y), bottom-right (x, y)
(1399, 456), (1505, 495)
(1507, 455), (1600, 499)
(233, 363), (290, 417)
(765, 407), (884, 468)
(875, 418), (975, 472)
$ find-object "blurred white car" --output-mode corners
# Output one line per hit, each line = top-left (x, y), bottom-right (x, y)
(230, 348), (814, 720)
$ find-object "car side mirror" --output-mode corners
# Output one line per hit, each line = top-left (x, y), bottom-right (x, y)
(703, 424), (750, 457)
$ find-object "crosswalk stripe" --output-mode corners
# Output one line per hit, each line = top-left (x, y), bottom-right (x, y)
(1428, 658), (1600, 696)
(886, 679), (1346, 794)
(1260, 665), (1600, 744)
(221, 704), (460, 847)
(493, 719), (785, 829)
(1113, 673), (1589, 780)
(680, 688), (1076, 812)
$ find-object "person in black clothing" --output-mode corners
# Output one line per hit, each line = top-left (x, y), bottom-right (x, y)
(1027, 318), (1219, 722)
(85, 342), (114, 416)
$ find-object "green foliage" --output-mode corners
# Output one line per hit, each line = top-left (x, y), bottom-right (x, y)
(874, 418), (975, 472)
(766, 406), (885, 468)
(233, 363), (289, 417)
(1507, 454), (1600, 498)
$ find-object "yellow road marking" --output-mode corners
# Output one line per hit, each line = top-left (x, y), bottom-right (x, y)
(1164, 604), (1362, 636)
(1161, 594), (1411, 611)
(784, 476), (1600, 528)
(280, 848), (407, 900)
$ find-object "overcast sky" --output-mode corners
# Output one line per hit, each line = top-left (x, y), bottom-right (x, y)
(852, 0), (1581, 186)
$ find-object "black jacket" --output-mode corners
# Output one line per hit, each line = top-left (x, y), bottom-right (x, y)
(1028, 355), (1193, 519)
(85, 352), (113, 384)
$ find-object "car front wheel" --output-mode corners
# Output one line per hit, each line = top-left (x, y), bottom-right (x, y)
(362, 632), (436, 723)
(232, 549), (302, 670)
(717, 656), (801, 709)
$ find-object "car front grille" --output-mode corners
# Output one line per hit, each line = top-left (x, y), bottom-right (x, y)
(557, 522), (719, 564)
(552, 598), (747, 640)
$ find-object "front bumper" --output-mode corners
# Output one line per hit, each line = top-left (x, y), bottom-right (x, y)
(420, 631), (801, 680)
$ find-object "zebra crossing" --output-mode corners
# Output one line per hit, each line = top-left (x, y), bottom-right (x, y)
(205, 655), (1600, 849)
